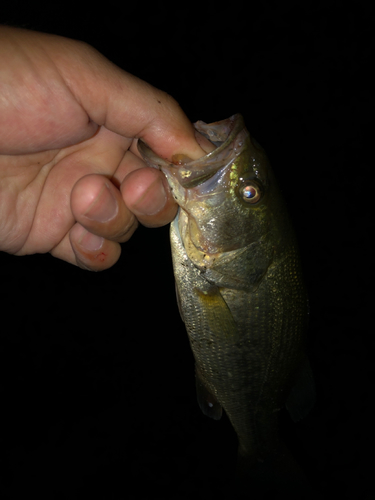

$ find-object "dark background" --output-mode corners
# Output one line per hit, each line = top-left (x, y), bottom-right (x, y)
(0, 1), (373, 498)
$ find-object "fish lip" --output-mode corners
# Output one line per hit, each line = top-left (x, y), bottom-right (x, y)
(193, 113), (245, 160)
(137, 114), (247, 189)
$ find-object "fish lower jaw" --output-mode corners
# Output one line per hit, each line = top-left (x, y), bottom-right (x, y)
(200, 251), (220, 266)
(185, 244), (221, 269)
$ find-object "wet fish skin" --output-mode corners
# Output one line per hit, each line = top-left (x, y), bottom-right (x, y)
(138, 115), (314, 489)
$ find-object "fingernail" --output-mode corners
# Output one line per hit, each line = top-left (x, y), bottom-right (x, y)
(84, 183), (118, 223)
(78, 229), (104, 251)
(133, 177), (167, 216)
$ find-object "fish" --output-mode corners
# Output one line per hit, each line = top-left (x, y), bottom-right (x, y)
(138, 114), (315, 496)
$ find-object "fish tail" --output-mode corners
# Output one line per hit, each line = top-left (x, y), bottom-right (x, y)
(235, 442), (312, 499)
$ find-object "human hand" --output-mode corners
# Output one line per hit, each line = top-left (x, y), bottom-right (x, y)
(0, 26), (209, 271)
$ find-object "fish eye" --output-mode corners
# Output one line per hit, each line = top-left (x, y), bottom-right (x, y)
(239, 179), (262, 204)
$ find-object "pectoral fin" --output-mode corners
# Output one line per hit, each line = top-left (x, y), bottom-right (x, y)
(194, 286), (240, 341)
(192, 287), (239, 420)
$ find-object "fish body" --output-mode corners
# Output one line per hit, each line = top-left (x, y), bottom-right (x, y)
(138, 115), (315, 493)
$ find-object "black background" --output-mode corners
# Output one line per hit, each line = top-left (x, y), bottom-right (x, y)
(0, 1), (373, 499)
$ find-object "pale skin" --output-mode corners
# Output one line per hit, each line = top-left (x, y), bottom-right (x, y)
(0, 26), (213, 271)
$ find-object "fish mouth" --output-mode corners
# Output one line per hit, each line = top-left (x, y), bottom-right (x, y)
(137, 114), (247, 189)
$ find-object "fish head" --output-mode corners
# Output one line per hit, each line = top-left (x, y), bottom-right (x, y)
(138, 114), (280, 257)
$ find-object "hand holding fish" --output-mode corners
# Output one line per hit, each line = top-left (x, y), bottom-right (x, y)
(0, 26), (207, 270)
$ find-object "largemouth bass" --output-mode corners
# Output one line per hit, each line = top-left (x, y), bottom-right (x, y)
(138, 114), (315, 495)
